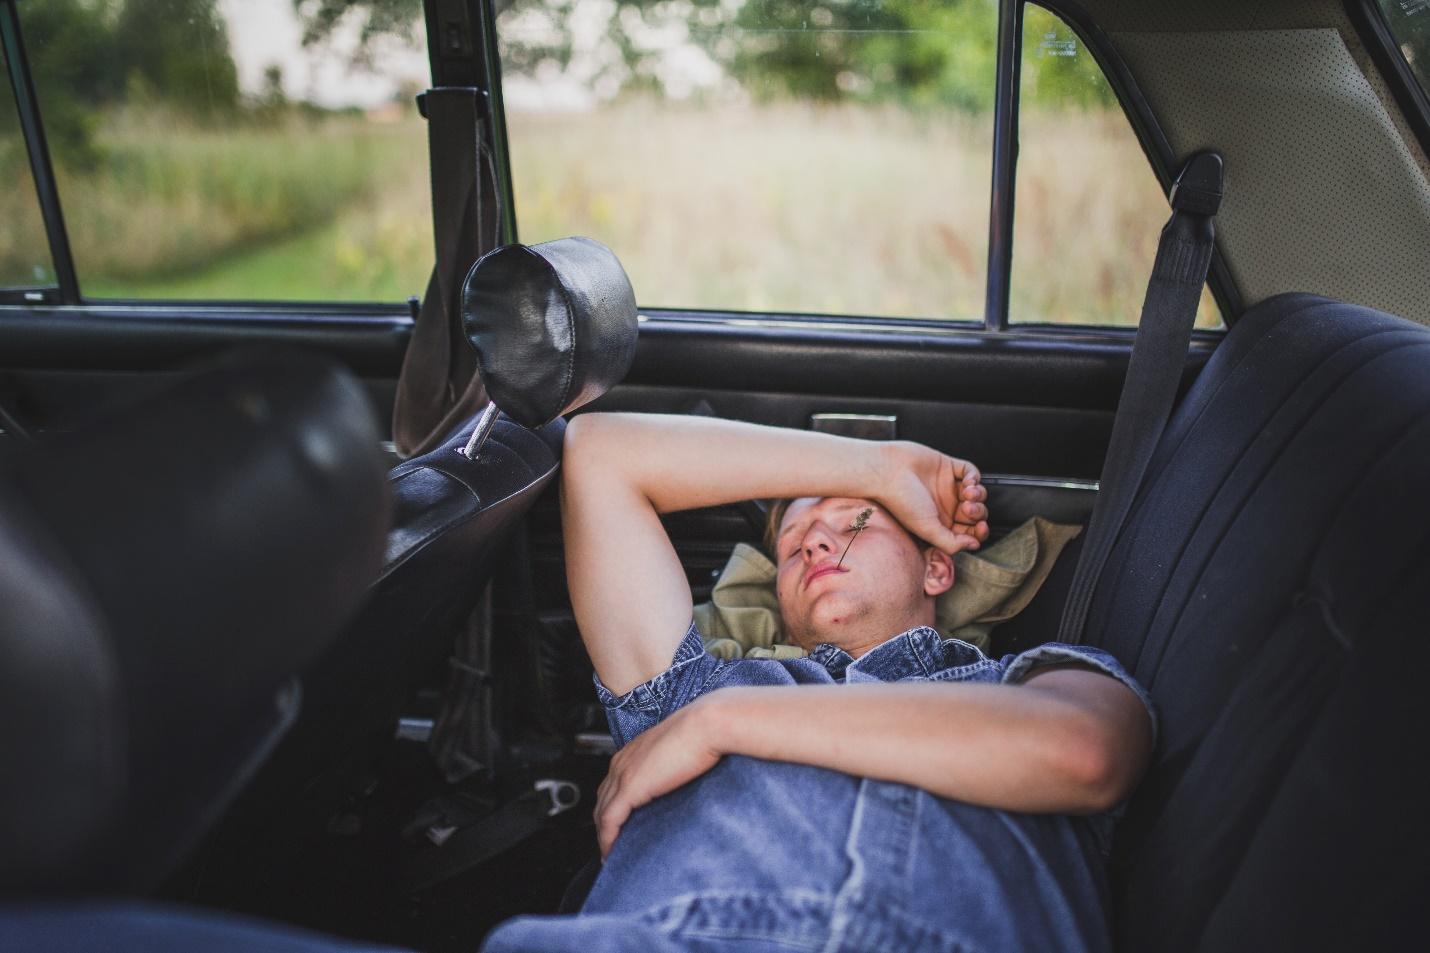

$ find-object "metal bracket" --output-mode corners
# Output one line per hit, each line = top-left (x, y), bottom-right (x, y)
(535, 779), (580, 817)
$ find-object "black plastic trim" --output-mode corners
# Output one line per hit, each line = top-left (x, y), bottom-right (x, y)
(1346, 0), (1430, 161)
(631, 312), (1217, 410)
(1022, 0), (1244, 323)
(986, 0), (1024, 332)
(1, 0), (78, 303)
(0, 305), (412, 374)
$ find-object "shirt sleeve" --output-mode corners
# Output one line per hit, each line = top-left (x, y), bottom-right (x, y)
(591, 621), (726, 749)
(1000, 642), (1159, 750)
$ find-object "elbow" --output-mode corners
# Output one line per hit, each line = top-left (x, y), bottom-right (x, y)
(1056, 714), (1146, 814)
(561, 413), (611, 484)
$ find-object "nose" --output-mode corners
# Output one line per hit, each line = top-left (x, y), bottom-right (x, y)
(800, 521), (839, 562)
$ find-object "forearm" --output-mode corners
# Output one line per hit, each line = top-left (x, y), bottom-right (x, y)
(700, 678), (1148, 813)
(564, 412), (893, 514)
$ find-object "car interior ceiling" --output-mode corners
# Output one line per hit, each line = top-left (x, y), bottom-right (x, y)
(1, 0), (1428, 951)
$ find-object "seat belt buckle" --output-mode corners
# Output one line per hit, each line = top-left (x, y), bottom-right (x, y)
(1168, 151), (1224, 216)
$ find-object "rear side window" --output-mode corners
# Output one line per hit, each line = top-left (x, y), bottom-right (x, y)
(1377, 0), (1430, 97)
(17, 0), (432, 303)
(497, 0), (1000, 322)
(1, 38), (55, 292)
(1009, 3), (1221, 328)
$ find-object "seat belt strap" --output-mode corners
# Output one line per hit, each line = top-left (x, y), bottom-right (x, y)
(391, 87), (500, 458)
(1056, 152), (1224, 645)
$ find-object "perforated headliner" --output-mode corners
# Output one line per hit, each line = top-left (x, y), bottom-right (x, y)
(1072, 0), (1430, 325)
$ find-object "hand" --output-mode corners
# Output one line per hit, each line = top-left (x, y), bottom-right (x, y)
(593, 696), (724, 859)
(878, 442), (990, 555)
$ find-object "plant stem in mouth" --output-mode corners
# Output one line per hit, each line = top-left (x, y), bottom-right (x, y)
(835, 507), (874, 569)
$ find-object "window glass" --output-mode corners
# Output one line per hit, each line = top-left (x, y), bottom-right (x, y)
(497, 0), (998, 321)
(1, 40), (56, 290)
(18, 0), (431, 302)
(1377, 0), (1430, 98)
(1010, 4), (1221, 328)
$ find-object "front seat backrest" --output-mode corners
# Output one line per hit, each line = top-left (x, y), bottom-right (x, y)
(0, 353), (389, 892)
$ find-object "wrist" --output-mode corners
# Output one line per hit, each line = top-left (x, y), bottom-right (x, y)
(694, 688), (747, 757)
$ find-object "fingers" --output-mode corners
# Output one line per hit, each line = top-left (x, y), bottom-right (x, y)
(596, 795), (631, 859)
(948, 461), (988, 548)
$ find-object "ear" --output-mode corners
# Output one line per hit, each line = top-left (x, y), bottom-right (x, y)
(922, 547), (955, 597)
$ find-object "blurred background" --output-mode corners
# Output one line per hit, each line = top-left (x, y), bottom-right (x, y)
(4, 0), (1228, 325)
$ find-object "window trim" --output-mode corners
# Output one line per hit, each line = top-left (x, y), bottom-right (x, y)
(1346, 0), (1430, 161)
(984, 0), (1025, 332)
(1, 0), (77, 304)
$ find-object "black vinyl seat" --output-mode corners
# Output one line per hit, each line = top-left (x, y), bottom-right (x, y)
(0, 352), (389, 894)
(1080, 293), (1430, 950)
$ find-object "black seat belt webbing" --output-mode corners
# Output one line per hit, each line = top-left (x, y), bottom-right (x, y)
(1056, 152), (1224, 646)
(391, 87), (500, 458)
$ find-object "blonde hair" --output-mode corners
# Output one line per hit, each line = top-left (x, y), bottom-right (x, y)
(763, 498), (794, 559)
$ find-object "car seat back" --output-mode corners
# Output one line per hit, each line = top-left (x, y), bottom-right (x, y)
(1087, 293), (1430, 950)
(0, 353), (389, 892)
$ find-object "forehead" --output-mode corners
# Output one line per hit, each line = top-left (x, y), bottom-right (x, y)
(777, 497), (873, 535)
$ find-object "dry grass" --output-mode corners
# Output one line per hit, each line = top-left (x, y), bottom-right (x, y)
(510, 100), (994, 320)
(2, 99), (1217, 325)
(510, 99), (1220, 326)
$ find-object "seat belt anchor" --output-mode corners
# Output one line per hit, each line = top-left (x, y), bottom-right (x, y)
(535, 779), (581, 817)
(1168, 151), (1224, 216)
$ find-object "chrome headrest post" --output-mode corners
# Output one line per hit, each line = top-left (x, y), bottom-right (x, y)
(459, 402), (500, 460)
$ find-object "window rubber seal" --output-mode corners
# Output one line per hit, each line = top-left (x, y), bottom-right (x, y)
(0, 0), (78, 304)
(1345, 0), (1430, 162)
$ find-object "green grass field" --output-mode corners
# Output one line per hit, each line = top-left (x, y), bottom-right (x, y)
(3, 100), (1218, 327)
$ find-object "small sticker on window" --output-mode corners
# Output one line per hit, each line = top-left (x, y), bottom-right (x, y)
(1399, 0), (1429, 15)
(1037, 31), (1078, 57)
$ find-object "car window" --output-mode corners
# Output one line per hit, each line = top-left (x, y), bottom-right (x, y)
(1009, 3), (1221, 328)
(1377, 0), (1430, 98)
(16, 0), (432, 303)
(1, 37), (56, 293)
(496, 0), (999, 322)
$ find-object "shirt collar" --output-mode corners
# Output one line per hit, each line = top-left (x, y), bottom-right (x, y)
(810, 625), (947, 682)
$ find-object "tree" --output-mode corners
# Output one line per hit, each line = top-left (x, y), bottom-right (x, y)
(112, 0), (241, 114)
(15, 0), (123, 166)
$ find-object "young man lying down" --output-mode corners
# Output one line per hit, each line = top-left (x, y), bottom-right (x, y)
(481, 413), (1155, 953)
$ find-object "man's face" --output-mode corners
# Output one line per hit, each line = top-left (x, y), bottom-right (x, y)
(773, 497), (953, 655)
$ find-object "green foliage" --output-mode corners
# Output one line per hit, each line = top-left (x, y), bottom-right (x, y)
(726, 0), (998, 110)
(1020, 5), (1115, 110)
(294, 0), (423, 55)
(18, 0), (241, 169)
(112, 0), (240, 112)
(14, 0), (122, 167)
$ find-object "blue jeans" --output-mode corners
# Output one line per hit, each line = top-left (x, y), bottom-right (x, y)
(486, 756), (1114, 952)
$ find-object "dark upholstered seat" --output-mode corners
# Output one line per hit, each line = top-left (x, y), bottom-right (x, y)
(0, 354), (389, 893)
(1083, 293), (1430, 950)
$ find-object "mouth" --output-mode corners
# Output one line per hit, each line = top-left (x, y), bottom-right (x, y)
(803, 565), (848, 589)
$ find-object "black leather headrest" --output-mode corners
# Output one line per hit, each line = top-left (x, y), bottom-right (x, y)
(461, 236), (638, 428)
(0, 352), (390, 891)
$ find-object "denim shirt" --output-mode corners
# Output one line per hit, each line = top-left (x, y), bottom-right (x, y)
(483, 625), (1156, 953)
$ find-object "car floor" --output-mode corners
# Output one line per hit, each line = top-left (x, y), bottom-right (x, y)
(173, 735), (606, 953)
